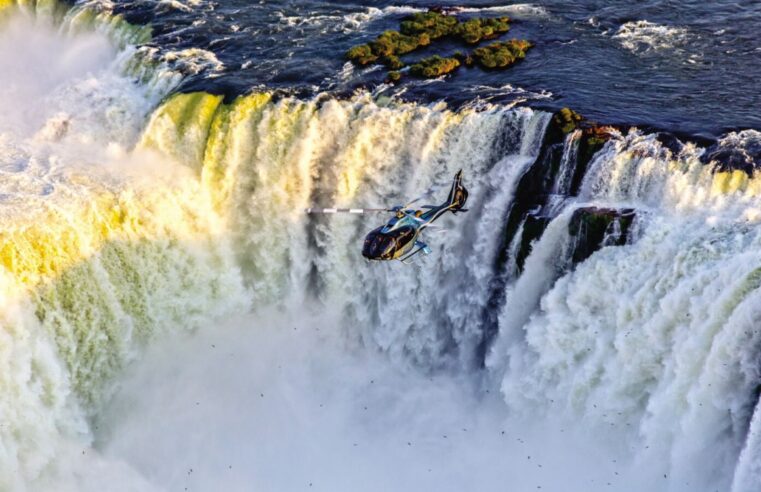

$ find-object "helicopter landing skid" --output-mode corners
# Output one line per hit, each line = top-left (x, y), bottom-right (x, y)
(400, 241), (432, 264)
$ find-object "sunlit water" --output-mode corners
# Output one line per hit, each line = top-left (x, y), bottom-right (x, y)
(1, 3), (761, 492)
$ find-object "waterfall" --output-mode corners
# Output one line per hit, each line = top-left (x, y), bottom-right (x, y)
(545, 129), (582, 215)
(493, 128), (761, 491)
(140, 91), (552, 367)
(0, 10), (248, 489)
(140, 89), (761, 490)
(734, 396), (761, 491)
(2, 4), (761, 491)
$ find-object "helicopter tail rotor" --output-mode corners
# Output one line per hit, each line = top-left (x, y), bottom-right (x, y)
(446, 170), (469, 213)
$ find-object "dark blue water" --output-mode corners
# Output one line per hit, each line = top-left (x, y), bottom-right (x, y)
(110, 0), (761, 138)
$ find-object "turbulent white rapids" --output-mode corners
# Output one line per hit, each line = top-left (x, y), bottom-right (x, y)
(2, 3), (761, 491)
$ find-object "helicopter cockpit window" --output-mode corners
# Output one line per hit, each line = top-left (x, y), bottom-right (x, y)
(392, 226), (415, 248)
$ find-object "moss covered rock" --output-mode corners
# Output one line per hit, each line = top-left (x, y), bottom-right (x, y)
(346, 11), (516, 65)
(400, 11), (458, 40)
(409, 55), (461, 78)
(346, 30), (430, 65)
(345, 10), (530, 81)
(553, 108), (615, 143)
(386, 71), (402, 83)
(382, 54), (404, 70)
(584, 125), (614, 146)
(454, 17), (510, 44)
(472, 39), (532, 69)
(399, 12), (510, 44)
(346, 44), (377, 65)
(553, 108), (583, 134)
(372, 30), (430, 56)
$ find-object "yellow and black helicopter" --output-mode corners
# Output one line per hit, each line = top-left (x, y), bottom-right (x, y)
(306, 170), (468, 263)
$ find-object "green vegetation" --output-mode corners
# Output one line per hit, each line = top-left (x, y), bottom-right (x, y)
(400, 11), (458, 40)
(553, 108), (583, 134)
(346, 44), (378, 65)
(409, 55), (460, 78)
(551, 108), (615, 165)
(580, 124), (615, 165)
(372, 30), (430, 56)
(472, 39), (532, 69)
(453, 17), (510, 44)
(585, 125), (613, 146)
(346, 30), (431, 67)
(345, 10), (531, 81)
(398, 12), (510, 44)
(387, 71), (402, 83)
(382, 55), (404, 70)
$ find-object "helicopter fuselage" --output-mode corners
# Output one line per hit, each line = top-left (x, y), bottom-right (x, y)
(362, 170), (468, 261)
(307, 170), (468, 263)
(361, 210), (428, 261)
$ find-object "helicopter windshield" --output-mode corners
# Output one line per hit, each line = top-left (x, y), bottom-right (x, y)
(362, 226), (416, 260)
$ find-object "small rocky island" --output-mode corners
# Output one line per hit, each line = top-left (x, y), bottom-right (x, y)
(345, 11), (532, 82)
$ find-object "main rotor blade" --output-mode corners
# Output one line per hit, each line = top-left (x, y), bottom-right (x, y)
(402, 186), (439, 209)
(403, 197), (422, 209)
(305, 208), (391, 214)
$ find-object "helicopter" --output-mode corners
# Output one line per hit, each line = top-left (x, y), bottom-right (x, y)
(305, 170), (468, 263)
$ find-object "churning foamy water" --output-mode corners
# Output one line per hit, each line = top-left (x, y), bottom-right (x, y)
(1, 3), (761, 492)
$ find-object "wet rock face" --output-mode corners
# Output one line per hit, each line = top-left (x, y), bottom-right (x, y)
(553, 107), (583, 135)
(568, 207), (636, 265)
(549, 108), (616, 176)
(497, 138), (563, 272)
(516, 212), (551, 270)
(480, 110), (629, 359)
(702, 133), (761, 175)
(500, 108), (598, 268)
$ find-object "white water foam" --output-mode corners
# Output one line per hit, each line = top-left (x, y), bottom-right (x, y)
(613, 20), (691, 55)
(491, 129), (761, 491)
(2, 6), (761, 492)
(458, 4), (550, 19)
(465, 83), (554, 108)
(276, 6), (425, 35)
(276, 4), (547, 36)
(91, 310), (651, 492)
(0, 11), (246, 490)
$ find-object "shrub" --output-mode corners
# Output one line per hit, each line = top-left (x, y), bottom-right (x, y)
(400, 11), (458, 39)
(346, 10), (527, 82)
(553, 108), (583, 134)
(346, 44), (377, 65)
(387, 71), (402, 83)
(472, 39), (532, 68)
(382, 55), (404, 70)
(454, 17), (510, 44)
(409, 55), (461, 78)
